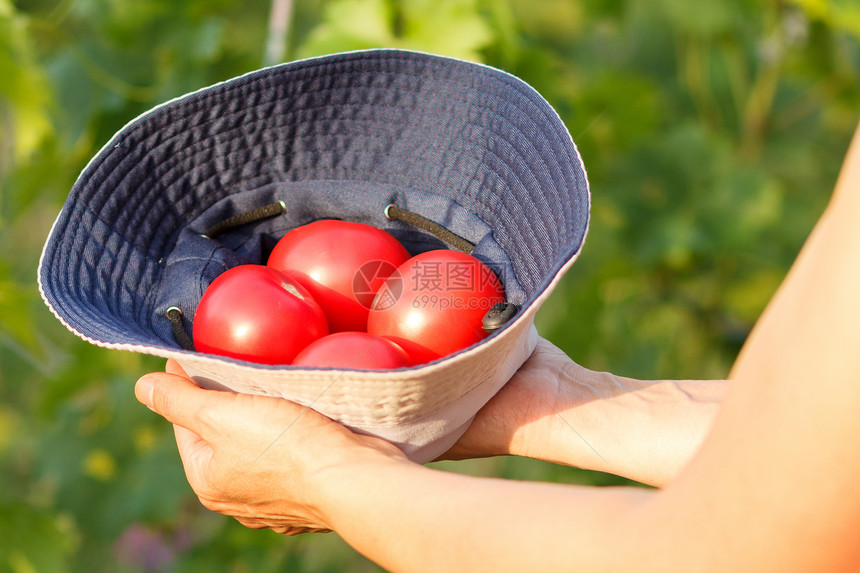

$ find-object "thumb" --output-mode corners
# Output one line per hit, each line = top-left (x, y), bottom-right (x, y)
(135, 371), (220, 436)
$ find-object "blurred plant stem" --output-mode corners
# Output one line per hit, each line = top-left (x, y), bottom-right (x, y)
(676, 4), (809, 160)
(739, 6), (789, 159)
(0, 101), (12, 178)
(264, 0), (294, 66)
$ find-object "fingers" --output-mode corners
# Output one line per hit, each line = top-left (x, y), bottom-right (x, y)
(172, 423), (210, 468)
(170, 422), (220, 497)
(165, 358), (189, 377)
(235, 516), (332, 536)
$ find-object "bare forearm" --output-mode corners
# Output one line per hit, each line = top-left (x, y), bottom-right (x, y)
(507, 361), (726, 486)
(317, 458), (654, 573)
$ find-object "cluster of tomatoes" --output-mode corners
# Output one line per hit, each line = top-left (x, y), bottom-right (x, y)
(192, 220), (506, 369)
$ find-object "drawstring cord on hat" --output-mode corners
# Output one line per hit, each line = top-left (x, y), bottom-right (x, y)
(202, 200), (288, 239)
(383, 204), (474, 254)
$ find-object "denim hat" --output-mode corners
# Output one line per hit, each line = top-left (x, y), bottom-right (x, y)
(38, 49), (590, 462)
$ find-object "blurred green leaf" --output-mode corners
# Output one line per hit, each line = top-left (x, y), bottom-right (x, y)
(298, 0), (492, 60)
(0, 1), (53, 167)
(791, 0), (860, 39)
(0, 503), (77, 573)
(399, 0), (492, 60)
(656, 0), (737, 37)
(298, 0), (396, 57)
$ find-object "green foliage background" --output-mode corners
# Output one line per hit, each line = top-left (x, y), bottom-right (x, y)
(1, 0), (858, 571)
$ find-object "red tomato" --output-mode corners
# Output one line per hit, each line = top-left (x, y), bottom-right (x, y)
(292, 331), (412, 370)
(193, 264), (328, 364)
(366, 250), (505, 364)
(267, 220), (410, 332)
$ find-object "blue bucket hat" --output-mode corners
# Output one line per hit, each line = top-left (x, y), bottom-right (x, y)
(38, 49), (590, 462)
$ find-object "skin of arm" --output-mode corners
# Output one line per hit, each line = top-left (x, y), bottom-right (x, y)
(135, 122), (860, 572)
(641, 121), (860, 571)
(440, 337), (725, 487)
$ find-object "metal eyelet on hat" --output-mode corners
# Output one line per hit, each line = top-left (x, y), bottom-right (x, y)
(166, 306), (195, 351)
(482, 302), (519, 333)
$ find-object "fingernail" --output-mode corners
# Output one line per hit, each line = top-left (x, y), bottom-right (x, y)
(136, 375), (155, 411)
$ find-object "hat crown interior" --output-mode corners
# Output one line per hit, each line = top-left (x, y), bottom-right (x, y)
(40, 49), (590, 357)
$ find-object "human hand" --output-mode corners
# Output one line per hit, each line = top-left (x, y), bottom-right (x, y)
(441, 336), (577, 461)
(442, 336), (725, 487)
(135, 360), (408, 535)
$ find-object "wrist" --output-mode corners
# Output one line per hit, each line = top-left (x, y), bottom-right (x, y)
(307, 434), (414, 530)
(506, 361), (611, 470)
